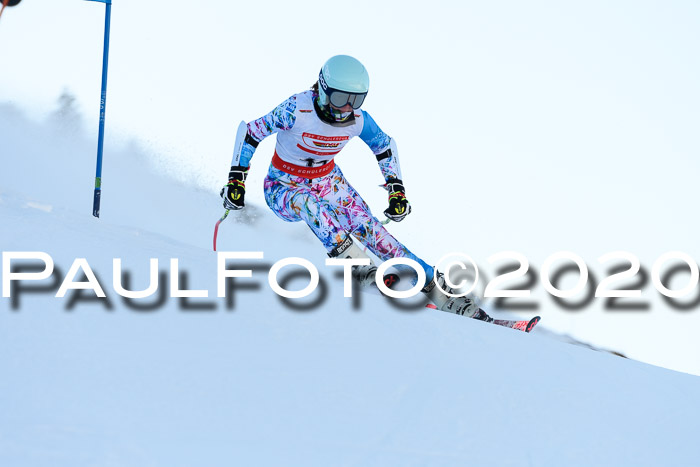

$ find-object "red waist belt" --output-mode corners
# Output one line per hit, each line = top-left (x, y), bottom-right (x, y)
(271, 151), (335, 179)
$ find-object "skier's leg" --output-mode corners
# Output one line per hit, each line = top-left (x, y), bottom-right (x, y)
(264, 167), (487, 318)
(264, 168), (377, 286)
(264, 168), (347, 250)
(325, 167), (485, 319)
(323, 167), (433, 282)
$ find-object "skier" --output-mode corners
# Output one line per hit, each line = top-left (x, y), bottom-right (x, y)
(220, 55), (491, 321)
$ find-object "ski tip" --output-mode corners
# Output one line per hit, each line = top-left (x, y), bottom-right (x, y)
(525, 316), (541, 333)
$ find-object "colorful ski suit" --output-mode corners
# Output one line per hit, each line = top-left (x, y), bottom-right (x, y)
(232, 89), (432, 279)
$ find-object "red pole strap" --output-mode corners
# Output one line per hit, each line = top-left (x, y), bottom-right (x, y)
(213, 210), (230, 251)
(0, 0), (9, 22)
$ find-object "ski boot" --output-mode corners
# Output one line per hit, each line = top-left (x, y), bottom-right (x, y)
(422, 270), (493, 321)
(328, 236), (377, 288)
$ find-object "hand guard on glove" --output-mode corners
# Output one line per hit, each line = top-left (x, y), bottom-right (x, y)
(220, 165), (248, 210)
(383, 178), (411, 222)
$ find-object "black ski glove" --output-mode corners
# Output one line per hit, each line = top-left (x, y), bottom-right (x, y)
(220, 165), (248, 210)
(383, 178), (411, 222)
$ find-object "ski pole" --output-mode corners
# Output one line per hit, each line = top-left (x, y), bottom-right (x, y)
(87, 0), (112, 218)
(213, 209), (230, 251)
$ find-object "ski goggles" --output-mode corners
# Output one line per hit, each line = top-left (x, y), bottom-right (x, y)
(328, 89), (367, 109)
(319, 73), (367, 109)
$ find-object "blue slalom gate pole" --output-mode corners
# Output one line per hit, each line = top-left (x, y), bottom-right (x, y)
(88, 0), (112, 218)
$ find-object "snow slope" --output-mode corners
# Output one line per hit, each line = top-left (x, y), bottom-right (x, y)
(2, 106), (700, 466)
(3, 188), (700, 466)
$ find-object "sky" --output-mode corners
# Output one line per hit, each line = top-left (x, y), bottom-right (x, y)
(2, 0), (700, 374)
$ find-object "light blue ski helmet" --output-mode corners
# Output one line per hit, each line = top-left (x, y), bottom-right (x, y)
(317, 55), (370, 111)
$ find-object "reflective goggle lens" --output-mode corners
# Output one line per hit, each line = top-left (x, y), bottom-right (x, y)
(329, 90), (366, 109)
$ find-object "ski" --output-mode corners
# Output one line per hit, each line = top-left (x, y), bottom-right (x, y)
(364, 273), (542, 333)
(492, 316), (541, 333)
(425, 304), (540, 333)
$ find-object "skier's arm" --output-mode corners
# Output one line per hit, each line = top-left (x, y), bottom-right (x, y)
(231, 95), (297, 168)
(222, 95), (297, 211)
(359, 111), (411, 222)
(358, 110), (403, 182)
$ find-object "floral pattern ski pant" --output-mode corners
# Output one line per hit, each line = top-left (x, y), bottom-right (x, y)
(263, 164), (432, 279)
